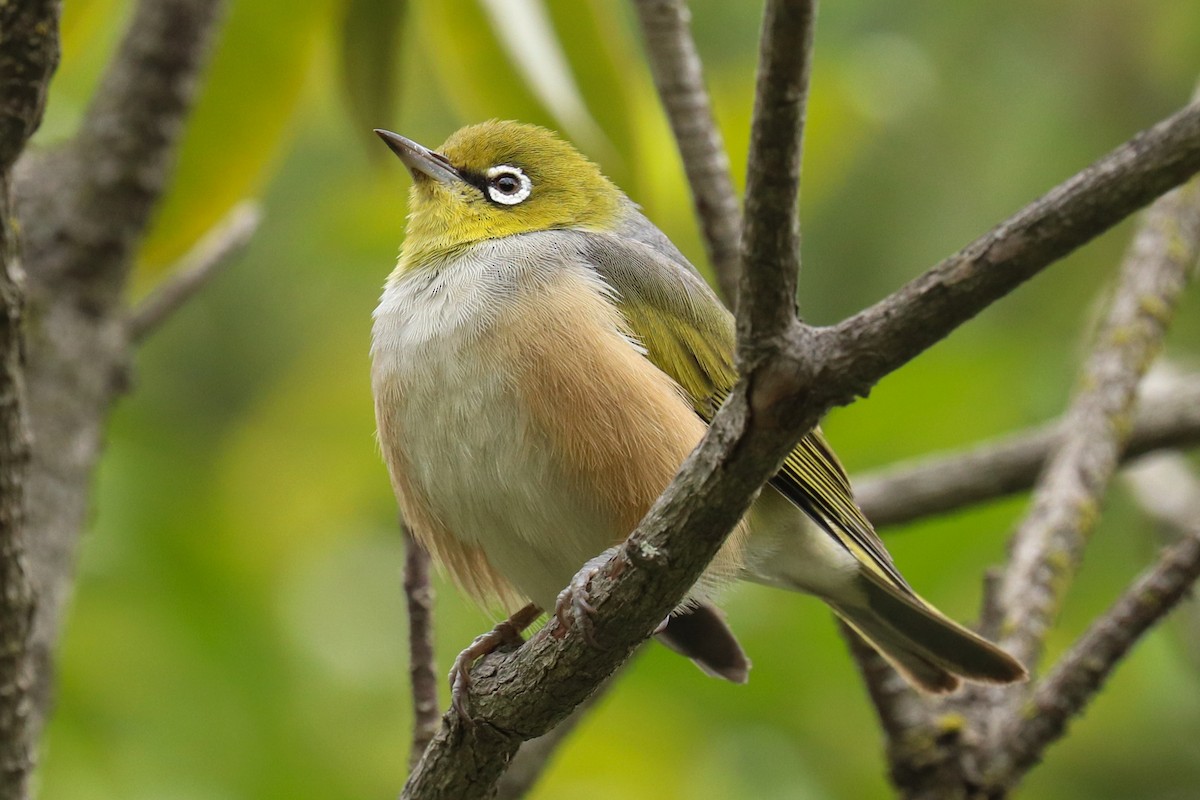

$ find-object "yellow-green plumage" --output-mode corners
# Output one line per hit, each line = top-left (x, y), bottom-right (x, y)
(371, 120), (1026, 692)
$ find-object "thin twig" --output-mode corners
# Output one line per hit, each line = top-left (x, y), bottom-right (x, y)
(852, 373), (1200, 528)
(128, 201), (261, 342)
(402, 526), (439, 771)
(992, 168), (1200, 669)
(632, 0), (741, 303)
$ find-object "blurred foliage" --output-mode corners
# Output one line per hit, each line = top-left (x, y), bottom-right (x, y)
(32, 1), (1200, 798)
(339, 0), (408, 146)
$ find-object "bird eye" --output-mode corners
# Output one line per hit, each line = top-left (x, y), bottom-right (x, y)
(484, 165), (532, 205)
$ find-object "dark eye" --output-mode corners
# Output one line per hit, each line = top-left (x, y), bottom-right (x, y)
(484, 165), (532, 205)
(494, 174), (521, 194)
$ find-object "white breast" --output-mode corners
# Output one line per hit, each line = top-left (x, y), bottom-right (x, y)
(370, 238), (631, 610)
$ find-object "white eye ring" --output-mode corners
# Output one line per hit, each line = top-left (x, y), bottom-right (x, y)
(485, 165), (532, 205)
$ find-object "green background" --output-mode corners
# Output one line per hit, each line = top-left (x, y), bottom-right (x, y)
(34, 1), (1200, 797)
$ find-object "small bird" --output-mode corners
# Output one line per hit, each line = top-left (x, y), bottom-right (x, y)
(370, 120), (1026, 693)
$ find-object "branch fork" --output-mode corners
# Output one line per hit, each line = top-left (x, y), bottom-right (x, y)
(402, 4), (1200, 797)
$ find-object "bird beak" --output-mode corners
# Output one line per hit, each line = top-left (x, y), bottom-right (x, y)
(373, 129), (463, 185)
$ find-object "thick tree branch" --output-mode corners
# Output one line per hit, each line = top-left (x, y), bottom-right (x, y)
(128, 201), (260, 342)
(0, 3), (61, 796)
(853, 373), (1200, 528)
(992, 170), (1200, 669)
(12, 0), (226, 746)
(632, 0), (741, 303)
(402, 526), (439, 771)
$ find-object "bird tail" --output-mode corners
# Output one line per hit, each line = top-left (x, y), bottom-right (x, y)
(656, 602), (751, 683)
(830, 570), (1026, 693)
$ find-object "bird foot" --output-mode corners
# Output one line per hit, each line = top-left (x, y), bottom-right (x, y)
(553, 546), (624, 645)
(449, 603), (540, 722)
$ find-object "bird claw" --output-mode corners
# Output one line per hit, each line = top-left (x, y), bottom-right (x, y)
(448, 604), (540, 722)
(553, 547), (623, 645)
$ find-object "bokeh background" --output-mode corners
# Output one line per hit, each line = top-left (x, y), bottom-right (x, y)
(33, 1), (1200, 798)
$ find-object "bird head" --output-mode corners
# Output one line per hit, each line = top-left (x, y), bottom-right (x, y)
(376, 120), (626, 269)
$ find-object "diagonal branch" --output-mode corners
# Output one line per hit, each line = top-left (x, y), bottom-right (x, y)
(128, 200), (261, 342)
(987, 421), (1200, 782)
(991, 166), (1200, 669)
(853, 372), (1200, 528)
(632, 0), (742, 303)
(998, 523), (1200, 785)
(493, 668), (625, 800)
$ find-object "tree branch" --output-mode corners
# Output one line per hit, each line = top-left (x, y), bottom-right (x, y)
(998, 524), (1200, 786)
(632, 0), (741, 303)
(737, 0), (814, 353)
(853, 373), (1200, 528)
(402, 526), (439, 771)
(0, 0), (59, 172)
(992, 167), (1200, 669)
(401, 19), (1200, 800)
(0, 3), (61, 795)
(128, 201), (260, 342)
(12, 0), (227, 746)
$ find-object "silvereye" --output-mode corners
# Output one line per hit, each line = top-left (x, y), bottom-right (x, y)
(370, 120), (1026, 692)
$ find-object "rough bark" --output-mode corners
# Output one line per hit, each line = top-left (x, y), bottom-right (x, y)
(0, 2), (62, 796)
